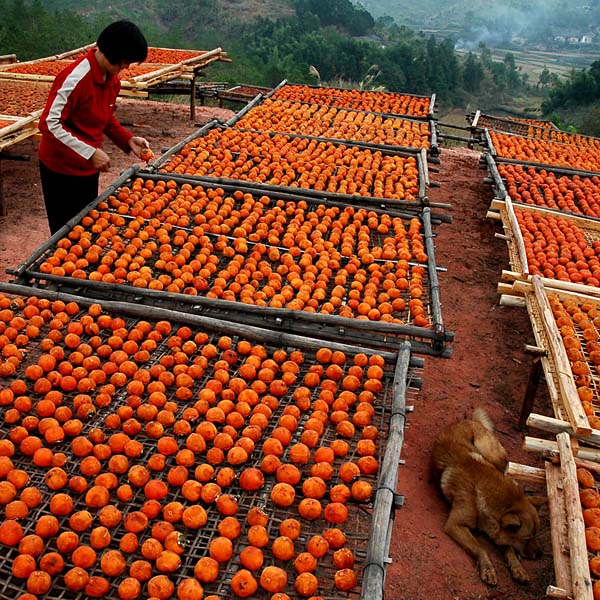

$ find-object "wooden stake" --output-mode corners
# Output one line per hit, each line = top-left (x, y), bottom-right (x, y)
(546, 462), (573, 595)
(557, 432), (593, 600)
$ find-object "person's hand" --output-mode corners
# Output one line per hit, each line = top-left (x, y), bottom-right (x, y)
(90, 148), (111, 172)
(129, 136), (153, 161)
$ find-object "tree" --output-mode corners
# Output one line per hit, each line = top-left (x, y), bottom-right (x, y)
(463, 52), (484, 93)
(538, 66), (551, 89)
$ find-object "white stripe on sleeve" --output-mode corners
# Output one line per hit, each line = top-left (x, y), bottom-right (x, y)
(46, 59), (97, 160)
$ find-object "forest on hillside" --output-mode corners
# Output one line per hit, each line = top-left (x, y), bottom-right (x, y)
(360, 0), (600, 47)
(2, 0), (599, 133)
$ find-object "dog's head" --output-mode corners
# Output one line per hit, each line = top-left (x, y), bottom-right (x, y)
(492, 495), (545, 558)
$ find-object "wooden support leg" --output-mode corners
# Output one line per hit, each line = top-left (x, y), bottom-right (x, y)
(190, 73), (196, 121)
(519, 356), (543, 429)
(0, 159), (5, 217)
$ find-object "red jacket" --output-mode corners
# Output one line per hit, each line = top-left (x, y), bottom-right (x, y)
(38, 48), (132, 176)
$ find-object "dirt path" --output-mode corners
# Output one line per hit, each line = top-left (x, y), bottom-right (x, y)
(387, 147), (553, 600)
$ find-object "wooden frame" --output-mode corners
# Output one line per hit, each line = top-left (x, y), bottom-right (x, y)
(507, 276), (600, 435)
(515, 432), (593, 599)
(0, 281), (423, 600)
(268, 80), (437, 120)
(0, 113), (39, 152)
(497, 195), (600, 299)
(8, 169), (452, 356)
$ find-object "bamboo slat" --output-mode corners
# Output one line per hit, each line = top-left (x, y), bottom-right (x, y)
(524, 437), (600, 462)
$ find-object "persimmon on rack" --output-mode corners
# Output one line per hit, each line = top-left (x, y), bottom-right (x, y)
(515, 207), (600, 286)
(577, 464), (600, 598)
(234, 98), (432, 149)
(159, 128), (421, 201)
(145, 48), (207, 64)
(271, 84), (431, 117)
(35, 179), (432, 328)
(1, 60), (72, 77)
(0, 292), (393, 598)
(524, 125), (600, 149)
(500, 163), (600, 219)
(547, 294), (600, 430)
(490, 130), (600, 172)
(0, 61), (165, 82)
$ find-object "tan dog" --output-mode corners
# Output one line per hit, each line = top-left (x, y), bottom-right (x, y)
(431, 408), (545, 585)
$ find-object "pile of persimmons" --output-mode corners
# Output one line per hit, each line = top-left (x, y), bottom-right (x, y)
(234, 99), (432, 149)
(527, 127), (600, 149)
(0, 80), (50, 117)
(576, 463), (600, 599)
(36, 179), (430, 327)
(0, 291), (387, 598)
(3, 60), (73, 77)
(271, 84), (431, 117)
(160, 128), (420, 201)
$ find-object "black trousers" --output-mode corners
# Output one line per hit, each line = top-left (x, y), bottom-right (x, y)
(39, 161), (99, 235)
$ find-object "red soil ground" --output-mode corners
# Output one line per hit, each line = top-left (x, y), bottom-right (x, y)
(0, 99), (554, 599)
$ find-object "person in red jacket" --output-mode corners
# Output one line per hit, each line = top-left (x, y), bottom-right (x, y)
(38, 20), (152, 234)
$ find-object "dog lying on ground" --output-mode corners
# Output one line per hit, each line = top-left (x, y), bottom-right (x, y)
(431, 408), (545, 585)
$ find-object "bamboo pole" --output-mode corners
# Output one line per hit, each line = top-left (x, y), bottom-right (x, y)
(557, 432), (594, 600)
(503, 192), (531, 275)
(483, 130), (496, 155)
(0, 113), (39, 137)
(546, 586), (573, 599)
(423, 207), (446, 343)
(428, 93), (436, 119)
(360, 342), (411, 600)
(484, 153), (508, 199)
(0, 125), (38, 152)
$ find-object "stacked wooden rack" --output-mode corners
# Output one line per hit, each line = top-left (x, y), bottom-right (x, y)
(475, 110), (600, 598)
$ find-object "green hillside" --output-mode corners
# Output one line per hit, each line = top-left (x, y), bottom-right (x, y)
(358, 0), (600, 34)
(41, 0), (295, 46)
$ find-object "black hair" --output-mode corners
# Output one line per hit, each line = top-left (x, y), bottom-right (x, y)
(97, 20), (148, 65)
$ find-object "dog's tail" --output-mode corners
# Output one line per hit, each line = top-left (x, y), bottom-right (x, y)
(471, 408), (508, 471)
(472, 407), (494, 432)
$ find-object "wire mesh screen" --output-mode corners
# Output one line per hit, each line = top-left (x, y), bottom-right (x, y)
(0, 288), (422, 599)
